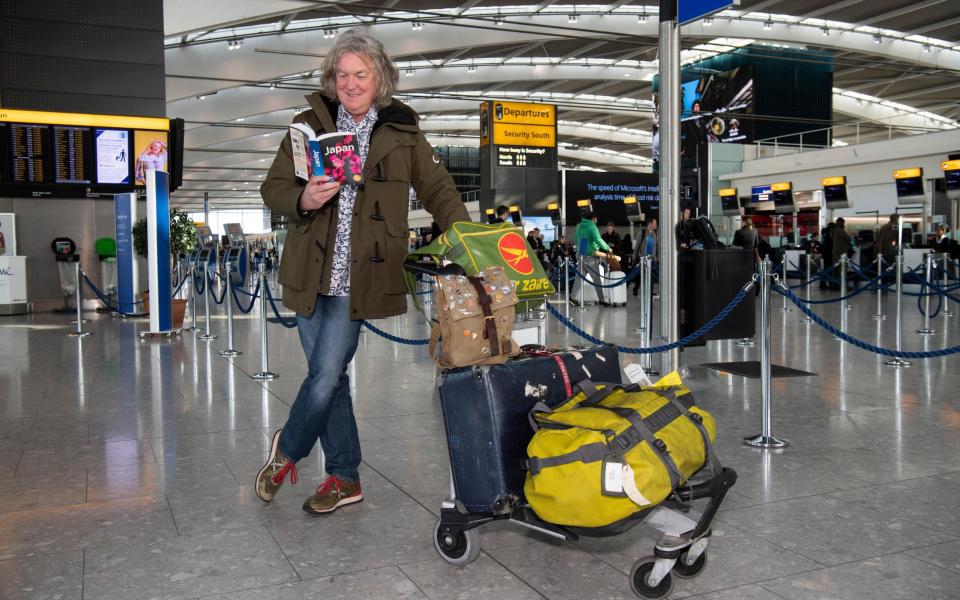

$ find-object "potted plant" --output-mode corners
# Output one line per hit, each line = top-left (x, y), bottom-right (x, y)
(132, 208), (196, 328)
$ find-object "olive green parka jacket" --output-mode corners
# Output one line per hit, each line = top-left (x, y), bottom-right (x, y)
(261, 93), (469, 319)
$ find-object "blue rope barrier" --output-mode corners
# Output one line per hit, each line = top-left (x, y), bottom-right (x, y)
(193, 272), (205, 295)
(262, 281), (298, 328)
(917, 284), (943, 318)
(361, 320), (430, 345)
(230, 280), (261, 314)
(171, 274), (187, 298)
(776, 284), (960, 359)
(209, 279), (228, 305)
(79, 269), (119, 311)
(545, 279), (755, 354)
(570, 263), (641, 288)
(580, 261), (643, 283)
(796, 271), (886, 304)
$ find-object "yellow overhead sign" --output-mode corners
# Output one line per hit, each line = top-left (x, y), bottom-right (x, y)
(0, 108), (169, 130)
(893, 167), (923, 179)
(509, 205), (521, 213)
(623, 196), (638, 205)
(484, 208), (495, 215)
(770, 182), (792, 192)
(493, 123), (556, 147)
(547, 202), (560, 211)
(942, 160), (960, 172)
(718, 188), (737, 197)
(576, 199), (591, 207)
(490, 101), (555, 126)
(821, 176), (846, 187)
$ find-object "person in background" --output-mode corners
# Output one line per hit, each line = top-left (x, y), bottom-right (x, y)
(601, 221), (622, 249)
(875, 214), (899, 262)
(571, 211), (615, 307)
(831, 217), (853, 290)
(135, 139), (168, 185)
(733, 217), (760, 264)
(549, 234), (575, 265)
(820, 221), (835, 289)
(527, 227), (547, 262)
(256, 29), (470, 515)
(632, 217), (657, 297)
(490, 205), (509, 223)
(935, 224), (951, 253)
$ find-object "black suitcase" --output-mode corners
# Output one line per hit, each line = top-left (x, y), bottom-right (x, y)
(437, 345), (622, 515)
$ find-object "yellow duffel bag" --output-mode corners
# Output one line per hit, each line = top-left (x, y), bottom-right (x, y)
(523, 376), (718, 530)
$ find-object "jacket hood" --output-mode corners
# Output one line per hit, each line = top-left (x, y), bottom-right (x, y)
(304, 92), (419, 133)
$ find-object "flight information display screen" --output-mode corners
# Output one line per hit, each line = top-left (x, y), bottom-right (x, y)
(53, 126), (91, 184)
(0, 109), (182, 198)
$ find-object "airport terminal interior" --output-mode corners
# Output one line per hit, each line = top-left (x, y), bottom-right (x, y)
(2, 1), (960, 599)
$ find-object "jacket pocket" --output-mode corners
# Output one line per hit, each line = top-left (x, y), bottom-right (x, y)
(385, 218), (410, 294)
(278, 222), (312, 291)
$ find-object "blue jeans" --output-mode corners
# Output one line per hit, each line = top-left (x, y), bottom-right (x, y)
(279, 295), (363, 482)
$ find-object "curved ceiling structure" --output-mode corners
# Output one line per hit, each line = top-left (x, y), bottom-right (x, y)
(163, 1), (960, 208)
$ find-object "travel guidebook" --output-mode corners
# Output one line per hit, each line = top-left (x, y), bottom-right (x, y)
(289, 123), (363, 185)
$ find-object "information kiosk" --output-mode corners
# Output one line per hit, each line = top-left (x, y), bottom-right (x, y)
(221, 223), (248, 288)
(51, 237), (78, 313)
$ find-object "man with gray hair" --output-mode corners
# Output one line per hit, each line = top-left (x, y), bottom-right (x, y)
(256, 29), (469, 514)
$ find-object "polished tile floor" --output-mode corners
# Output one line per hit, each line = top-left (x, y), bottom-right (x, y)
(1, 281), (959, 599)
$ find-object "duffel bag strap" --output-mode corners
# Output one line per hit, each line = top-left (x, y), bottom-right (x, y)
(467, 276), (501, 357)
(601, 405), (685, 490)
(656, 391), (722, 475)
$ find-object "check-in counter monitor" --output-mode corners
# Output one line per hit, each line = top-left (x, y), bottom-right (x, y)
(822, 176), (850, 209)
(771, 182), (796, 214)
(894, 168), (926, 204)
(576, 199), (592, 220)
(719, 188), (740, 216)
(623, 196), (641, 222)
(943, 160), (960, 202)
(508, 205), (523, 226)
(484, 208), (497, 224)
(195, 225), (218, 273)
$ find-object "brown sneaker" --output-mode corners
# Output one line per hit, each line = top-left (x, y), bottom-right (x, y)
(255, 429), (298, 502)
(303, 475), (362, 514)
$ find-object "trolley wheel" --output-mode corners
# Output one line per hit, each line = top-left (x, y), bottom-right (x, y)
(672, 550), (707, 579)
(630, 556), (673, 599)
(433, 517), (481, 566)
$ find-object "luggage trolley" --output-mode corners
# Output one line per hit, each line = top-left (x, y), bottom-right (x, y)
(406, 260), (738, 600)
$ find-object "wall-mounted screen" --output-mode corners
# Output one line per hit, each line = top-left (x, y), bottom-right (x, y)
(564, 170), (659, 224)
(750, 184), (774, 211)
(943, 160), (960, 201)
(95, 129), (131, 184)
(678, 66), (754, 164)
(522, 215), (557, 244)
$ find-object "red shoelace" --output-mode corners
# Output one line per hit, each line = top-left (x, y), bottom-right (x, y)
(315, 476), (341, 496)
(272, 461), (298, 485)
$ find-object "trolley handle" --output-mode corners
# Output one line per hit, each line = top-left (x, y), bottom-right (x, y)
(403, 259), (465, 278)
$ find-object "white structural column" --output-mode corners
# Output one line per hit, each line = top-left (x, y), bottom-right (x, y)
(658, 0), (681, 374)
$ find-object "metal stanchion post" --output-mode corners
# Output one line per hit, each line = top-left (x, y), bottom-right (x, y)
(801, 256), (812, 323)
(885, 254), (910, 367)
(187, 266), (199, 332)
(634, 256), (648, 335)
(872, 255), (886, 321)
(199, 263), (217, 341)
(744, 259), (788, 449)
(220, 266), (241, 356)
(840, 255), (852, 311)
(941, 253), (954, 317)
(917, 254), (936, 335)
(642, 257), (656, 372)
(563, 258), (571, 319)
(68, 262), (93, 338)
(779, 257), (791, 312)
(252, 261), (278, 380)
(574, 256), (587, 311)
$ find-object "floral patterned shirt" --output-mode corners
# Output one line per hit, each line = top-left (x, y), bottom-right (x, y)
(327, 104), (378, 297)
